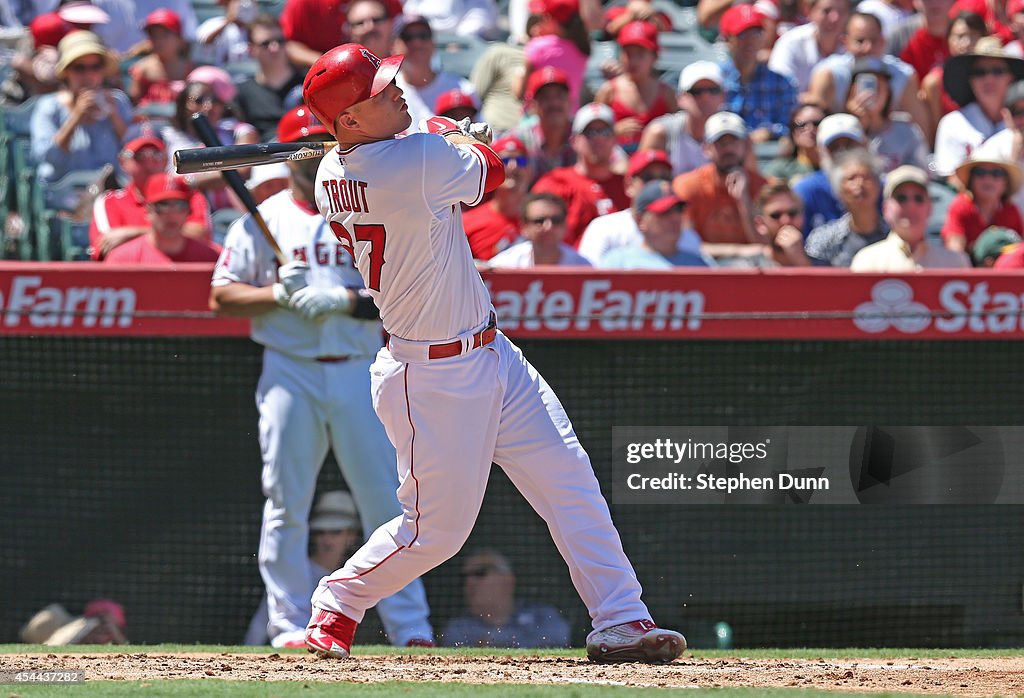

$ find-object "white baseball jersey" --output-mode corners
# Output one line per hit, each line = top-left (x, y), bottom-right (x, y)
(211, 191), (383, 358)
(315, 133), (492, 342)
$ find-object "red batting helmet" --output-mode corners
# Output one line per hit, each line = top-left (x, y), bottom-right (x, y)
(302, 43), (404, 134)
(278, 106), (329, 143)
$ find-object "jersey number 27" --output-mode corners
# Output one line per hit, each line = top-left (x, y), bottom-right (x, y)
(330, 221), (386, 292)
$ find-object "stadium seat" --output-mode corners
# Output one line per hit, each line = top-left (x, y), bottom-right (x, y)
(434, 33), (490, 80)
(34, 167), (111, 261)
(211, 207), (243, 245)
(927, 180), (956, 243)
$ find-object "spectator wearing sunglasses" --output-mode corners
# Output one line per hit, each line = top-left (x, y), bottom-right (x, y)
(578, 149), (705, 264)
(805, 149), (888, 266)
(487, 192), (591, 267)
(942, 154), (1024, 255)
(463, 136), (533, 261)
(30, 30), (131, 193)
(280, 0), (402, 69)
(764, 103), (827, 184)
(752, 182), (812, 266)
(104, 173), (221, 264)
(970, 81), (1024, 213)
(639, 61), (726, 177)
(394, 15), (479, 134)
(851, 165), (970, 270)
(442, 549), (570, 648)
(934, 37), (1024, 181)
(235, 15), (306, 141)
(531, 103), (630, 247)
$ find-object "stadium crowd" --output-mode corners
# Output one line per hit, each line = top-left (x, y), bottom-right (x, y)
(3, 0), (1024, 269)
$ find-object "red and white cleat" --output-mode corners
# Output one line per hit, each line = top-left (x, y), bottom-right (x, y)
(586, 619), (686, 664)
(305, 608), (357, 659)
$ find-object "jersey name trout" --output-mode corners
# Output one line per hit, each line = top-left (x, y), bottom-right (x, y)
(321, 178), (370, 214)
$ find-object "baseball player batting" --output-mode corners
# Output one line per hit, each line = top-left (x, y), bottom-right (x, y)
(209, 106), (433, 649)
(299, 44), (686, 663)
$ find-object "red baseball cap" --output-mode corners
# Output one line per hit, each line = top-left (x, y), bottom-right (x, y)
(434, 89), (478, 116)
(145, 173), (191, 203)
(122, 136), (166, 156)
(492, 135), (527, 157)
(30, 12), (74, 48)
(144, 8), (182, 35)
(719, 4), (765, 37)
(627, 149), (671, 178)
(528, 0), (579, 23)
(617, 20), (659, 52)
(525, 66), (570, 101)
(277, 105), (329, 142)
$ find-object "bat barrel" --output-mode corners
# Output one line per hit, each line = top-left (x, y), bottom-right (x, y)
(173, 141), (334, 174)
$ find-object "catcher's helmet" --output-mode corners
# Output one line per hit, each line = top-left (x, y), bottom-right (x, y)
(302, 44), (404, 134)
(277, 105), (329, 143)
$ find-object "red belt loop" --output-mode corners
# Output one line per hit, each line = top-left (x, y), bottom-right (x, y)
(315, 355), (352, 363)
(427, 312), (497, 360)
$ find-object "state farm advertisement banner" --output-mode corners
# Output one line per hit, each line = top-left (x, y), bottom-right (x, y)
(1, 263), (1023, 339)
(0, 263), (248, 336)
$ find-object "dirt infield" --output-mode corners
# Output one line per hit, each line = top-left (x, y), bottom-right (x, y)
(5, 652), (1024, 694)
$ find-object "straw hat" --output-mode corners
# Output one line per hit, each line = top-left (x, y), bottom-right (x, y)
(54, 30), (116, 79)
(943, 36), (1024, 107)
(954, 154), (1023, 195)
(19, 604), (101, 645)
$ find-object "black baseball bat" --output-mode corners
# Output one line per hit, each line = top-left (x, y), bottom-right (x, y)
(190, 113), (289, 266)
(174, 139), (337, 175)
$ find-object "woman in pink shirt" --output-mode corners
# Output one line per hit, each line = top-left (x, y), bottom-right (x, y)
(522, 0), (591, 108)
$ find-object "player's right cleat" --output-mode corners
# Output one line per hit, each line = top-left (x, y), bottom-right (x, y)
(305, 608), (357, 659)
(586, 620), (686, 664)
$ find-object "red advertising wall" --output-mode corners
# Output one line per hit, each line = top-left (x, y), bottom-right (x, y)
(2, 263), (1023, 339)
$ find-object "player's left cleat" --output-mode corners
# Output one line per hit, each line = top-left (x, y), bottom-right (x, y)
(586, 620), (686, 664)
(305, 608), (357, 659)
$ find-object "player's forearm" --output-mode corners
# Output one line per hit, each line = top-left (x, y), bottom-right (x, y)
(444, 132), (483, 146)
(209, 283), (279, 317)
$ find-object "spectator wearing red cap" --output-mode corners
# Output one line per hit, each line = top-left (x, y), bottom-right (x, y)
(487, 192), (591, 267)
(89, 131), (211, 260)
(393, 15), (479, 133)
(510, 66), (577, 183)
(949, 0), (1014, 42)
(82, 599), (128, 644)
(639, 61), (726, 177)
(104, 174), (220, 263)
(593, 21), (676, 151)
(128, 9), (196, 107)
(719, 5), (797, 143)
(435, 88), (480, 123)
(463, 135), (533, 260)
(578, 148), (707, 264)
(531, 102), (631, 247)
(519, 0), (591, 109)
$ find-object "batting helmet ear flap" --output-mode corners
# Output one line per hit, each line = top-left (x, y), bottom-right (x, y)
(302, 43), (404, 135)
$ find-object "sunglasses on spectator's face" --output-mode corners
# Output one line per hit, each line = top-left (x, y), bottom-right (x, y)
(501, 155), (528, 168)
(1011, 104), (1024, 118)
(581, 125), (614, 138)
(69, 60), (104, 73)
(970, 66), (1010, 78)
(793, 118), (822, 130)
(152, 200), (189, 213)
(766, 208), (801, 220)
(973, 166), (1009, 179)
(526, 214), (566, 226)
(637, 171), (670, 183)
(189, 94), (217, 105)
(893, 192), (927, 204)
(689, 86), (722, 97)
(254, 38), (283, 49)
(463, 566), (496, 579)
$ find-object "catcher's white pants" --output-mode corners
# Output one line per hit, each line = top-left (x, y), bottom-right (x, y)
(256, 349), (432, 645)
(311, 330), (650, 632)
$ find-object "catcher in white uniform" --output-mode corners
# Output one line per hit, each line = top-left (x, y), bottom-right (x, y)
(298, 44), (686, 664)
(209, 106), (433, 649)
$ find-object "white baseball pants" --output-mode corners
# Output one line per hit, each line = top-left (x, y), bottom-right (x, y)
(256, 349), (432, 645)
(311, 330), (650, 632)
